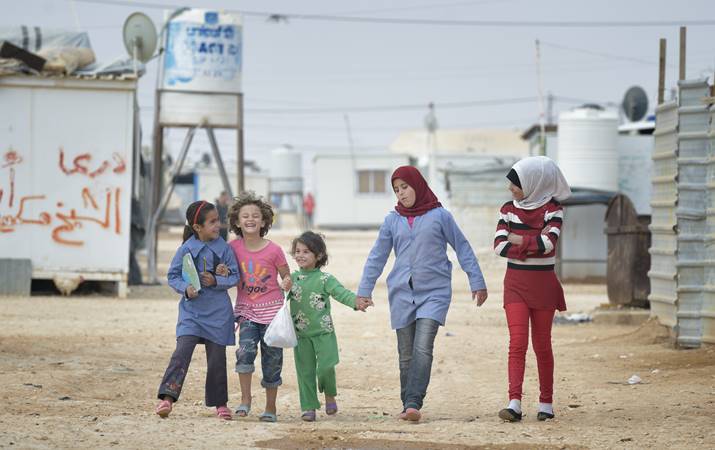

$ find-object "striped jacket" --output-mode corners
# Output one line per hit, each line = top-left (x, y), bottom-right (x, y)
(493, 199), (563, 270)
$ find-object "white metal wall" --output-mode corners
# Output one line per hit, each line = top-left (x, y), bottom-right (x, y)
(313, 154), (410, 228)
(0, 76), (135, 279)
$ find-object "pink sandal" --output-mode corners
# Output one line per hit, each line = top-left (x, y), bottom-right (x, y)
(155, 399), (172, 418)
(216, 405), (233, 420)
(405, 408), (421, 422)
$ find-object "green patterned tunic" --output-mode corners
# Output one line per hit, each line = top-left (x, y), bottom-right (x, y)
(287, 268), (357, 338)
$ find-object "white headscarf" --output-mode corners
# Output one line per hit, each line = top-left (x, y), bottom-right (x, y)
(511, 156), (571, 210)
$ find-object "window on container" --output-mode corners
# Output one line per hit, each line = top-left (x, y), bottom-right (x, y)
(357, 170), (387, 194)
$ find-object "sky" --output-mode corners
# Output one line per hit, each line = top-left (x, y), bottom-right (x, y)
(4, 0), (715, 173)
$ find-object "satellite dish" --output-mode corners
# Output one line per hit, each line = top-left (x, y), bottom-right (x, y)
(123, 12), (158, 63)
(622, 86), (649, 122)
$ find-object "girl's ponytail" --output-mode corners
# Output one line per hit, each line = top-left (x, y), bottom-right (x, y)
(182, 224), (194, 243)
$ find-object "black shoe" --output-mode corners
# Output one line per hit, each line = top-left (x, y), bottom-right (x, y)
(537, 411), (555, 421)
(498, 408), (522, 422)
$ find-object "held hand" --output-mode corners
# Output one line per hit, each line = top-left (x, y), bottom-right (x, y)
(281, 276), (293, 291)
(355, 297), (374, 312)
(200, 272), (216, 287)
(507, 233), (524, 246)
(186, 285), (199, 299)
(472, 289), (488, 306)
(215, 264), (230, 277)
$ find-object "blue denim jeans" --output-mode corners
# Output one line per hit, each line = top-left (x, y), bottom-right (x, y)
(396, 318), (440, 411)
(235, 319), (283, 388)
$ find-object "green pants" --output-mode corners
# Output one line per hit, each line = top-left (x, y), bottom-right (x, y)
(294, 333), (340, 411)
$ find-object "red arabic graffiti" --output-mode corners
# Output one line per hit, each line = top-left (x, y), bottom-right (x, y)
(59, 148), (126, 178)
(2, 149), (23, 169)
(0, 186), (123, 246)
(0, 147), (125, 246)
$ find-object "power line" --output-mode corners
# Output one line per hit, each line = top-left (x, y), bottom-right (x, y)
(331, 0), (508, 16)
(539, 41), (676, 67)
(72, 0), (715, 28)
(248, 97), (539, 114)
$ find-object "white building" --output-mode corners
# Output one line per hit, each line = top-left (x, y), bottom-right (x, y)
(390, 128), (528, 208)
(313, 153), (410, 229)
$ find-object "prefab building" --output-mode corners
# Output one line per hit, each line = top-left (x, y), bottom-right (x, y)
(313, 153), (410, 229)
(0, 75), (136, 296)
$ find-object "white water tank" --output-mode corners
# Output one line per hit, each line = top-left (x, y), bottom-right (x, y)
(558, 106), (619, 191)
(270, 145), (303, 193)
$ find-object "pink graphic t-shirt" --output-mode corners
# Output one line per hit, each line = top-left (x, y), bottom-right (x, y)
(230, 239), (289, 324)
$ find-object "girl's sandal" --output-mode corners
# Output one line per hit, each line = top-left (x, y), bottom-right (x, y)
(234, 404), (251, 417)
(216, 405), (233, 420)
(301, 410), (316, 422)
(155, 399), (172, 418)
(325, 402), (338, 416)
(404, 408), (421, 422)
(259, 412), (278, 423)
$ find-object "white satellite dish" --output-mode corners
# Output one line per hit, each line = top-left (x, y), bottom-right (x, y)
(122, 12), (158, 65)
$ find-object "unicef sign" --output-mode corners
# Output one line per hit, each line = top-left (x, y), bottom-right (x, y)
(162, 10), (242, 93)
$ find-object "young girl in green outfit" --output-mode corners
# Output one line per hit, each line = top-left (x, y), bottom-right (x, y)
(287, 231), (373, 422)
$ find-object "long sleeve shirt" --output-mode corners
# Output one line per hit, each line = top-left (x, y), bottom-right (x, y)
(167, 236), (239, 346)
(287, 268), (357, 338)
(358, 207), (486, 330)
(493, 200), (563, 270)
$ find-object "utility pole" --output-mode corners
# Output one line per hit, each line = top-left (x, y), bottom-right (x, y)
(679, 26), (687, 81)
(424, 102), (438, 185)
(535, 39), (546, 156)
(343, 114), (357, 192)
(658, 38), (666, 104)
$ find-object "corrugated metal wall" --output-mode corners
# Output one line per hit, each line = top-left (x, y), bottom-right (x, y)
(705, 97), (715, 344)
(649, 78), (714, 347)
(675, 79), (710, 347)
(649, 100), (679, 328)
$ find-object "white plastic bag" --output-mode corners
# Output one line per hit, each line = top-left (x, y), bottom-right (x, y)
(263, 301), (297, 348)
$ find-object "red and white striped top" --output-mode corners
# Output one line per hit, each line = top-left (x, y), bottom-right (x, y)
(493, 199), (563, 270)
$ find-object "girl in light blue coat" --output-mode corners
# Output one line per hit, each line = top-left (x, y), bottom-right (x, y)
(357, 166), (488, 422)
(155, 200), (239, 420)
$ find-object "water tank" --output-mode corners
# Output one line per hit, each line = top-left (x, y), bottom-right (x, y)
(270, 145), (303, 193)
(558, 106), (619, 191)
(162, 9), (242, 93)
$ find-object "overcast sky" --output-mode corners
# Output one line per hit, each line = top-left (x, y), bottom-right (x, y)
(5, 0), (715, 171)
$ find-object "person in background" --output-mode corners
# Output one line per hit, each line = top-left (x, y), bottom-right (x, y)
(303, 192), (315, 229)
(216, 191), (231, 241)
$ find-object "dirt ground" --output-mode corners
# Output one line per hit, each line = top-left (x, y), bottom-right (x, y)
(0, 229), (713, 450)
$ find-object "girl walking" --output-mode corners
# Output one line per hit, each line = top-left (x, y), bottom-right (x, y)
(493, 156), (571, 422)
(155, 200), (239, 420)
(357, 166), (488, 422)
(228, 191), (292, 422)
(288, 231), (372, 422)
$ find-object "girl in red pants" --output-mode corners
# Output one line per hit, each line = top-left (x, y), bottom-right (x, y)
(493, 156), (571, 422)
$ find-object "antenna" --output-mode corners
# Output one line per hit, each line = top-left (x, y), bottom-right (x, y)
(123, 12), (158, 75)
(622, 86), (649, 122)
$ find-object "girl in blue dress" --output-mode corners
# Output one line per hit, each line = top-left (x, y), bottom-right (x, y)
(357, 166), (488, 422)
(155, 200), (239, 420)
